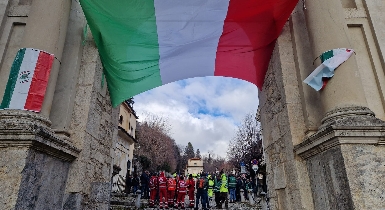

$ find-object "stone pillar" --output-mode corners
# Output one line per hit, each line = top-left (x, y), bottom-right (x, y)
(0, 110), (80, 209)
(294, 2), (385, 210)
(304, 0), (367, 115)
(0, 2), (78, 209)
(20, 0), (72, 117)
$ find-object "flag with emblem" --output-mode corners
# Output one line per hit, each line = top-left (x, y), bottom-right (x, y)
(0, 48), (54, 112)
(304, 48), (354, 91)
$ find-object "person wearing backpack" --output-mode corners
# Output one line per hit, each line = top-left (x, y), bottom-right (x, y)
(195, 173), (208, 210)
(228, 174), (237, 203)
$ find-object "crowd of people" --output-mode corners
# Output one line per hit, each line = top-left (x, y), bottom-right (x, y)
(125, 169), (264, 209)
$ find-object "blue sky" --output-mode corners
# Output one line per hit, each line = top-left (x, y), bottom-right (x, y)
(134, 76), (259, 158)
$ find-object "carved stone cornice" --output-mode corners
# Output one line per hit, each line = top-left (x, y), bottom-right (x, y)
(0, 110), (51, 127)
(321, 106), (378, 128)
(0, 110), (80, 162)
(294, 106), (385, 160)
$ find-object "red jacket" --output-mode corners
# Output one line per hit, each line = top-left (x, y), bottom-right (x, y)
(177, 180), (187, 193)
(158, 176), (168, 189)
(149, 176), (158, 190)
(167, 178), (176, 191)
(186, 178), (195, 191)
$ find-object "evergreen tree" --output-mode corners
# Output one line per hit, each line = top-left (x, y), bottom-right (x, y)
(184, 142), (195, 159)
(181, 142), (195, 170)
(196, 149), (201, 158)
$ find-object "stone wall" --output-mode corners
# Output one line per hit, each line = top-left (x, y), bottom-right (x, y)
(0, 147), (29, 209)
(306, 146), (354, 210)
(341, 144), (385, 209)
(15, 149), (71, 209)
(259, 21), (314, 210)
(0, 109), (80, 210)
(63, 29), (118, 209)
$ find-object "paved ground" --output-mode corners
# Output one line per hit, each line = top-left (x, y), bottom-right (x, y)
(110, 193), (265, 210)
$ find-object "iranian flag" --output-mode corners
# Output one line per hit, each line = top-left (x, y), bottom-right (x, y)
(0, 48), (54, 112)
(80, 0), (298, 107)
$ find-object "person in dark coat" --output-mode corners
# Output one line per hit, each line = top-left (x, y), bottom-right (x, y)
(125, 173), (132, 195)
(140, 170), (150, 198)
(236, 176), (242, 202)
(132, 173), (140, 194)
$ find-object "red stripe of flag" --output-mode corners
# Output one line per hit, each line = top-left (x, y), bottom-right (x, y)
(215, 0), (298, 89)
(24, 51), (54, 112)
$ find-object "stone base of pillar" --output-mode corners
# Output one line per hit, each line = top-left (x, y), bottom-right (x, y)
(294, 106), (385, 210)
(0, 110), (80, 209)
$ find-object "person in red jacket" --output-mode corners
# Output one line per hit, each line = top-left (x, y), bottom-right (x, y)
(167, 176), (177, 207)
(186, 174), (195, 208)
(149, 173), (159, 208)
(177, 175), (187, 209)
(158, 171), (168, 209)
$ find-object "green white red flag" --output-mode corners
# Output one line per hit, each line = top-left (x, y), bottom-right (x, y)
(0, 48), (54, 112)
(80, 0), (299, 107)
(304, 48), (354, 91)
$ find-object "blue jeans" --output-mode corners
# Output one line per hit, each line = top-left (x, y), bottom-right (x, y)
(196, 189), (207, 209)
(229, 188), (236, 201)
(141, 185), (149, 198)
(133, 185), (138, 193)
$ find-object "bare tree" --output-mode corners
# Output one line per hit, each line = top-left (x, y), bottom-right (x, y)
(135, 116), (180, 173)
(139, 111), (171, 135)
(227, 113), (264, 175)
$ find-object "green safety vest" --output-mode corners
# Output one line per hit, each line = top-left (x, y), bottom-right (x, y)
(214, 179), (221, 193)
(220, 174), (228, 193)
(228, 176), (236, 189)
(208, 179), (214, 189)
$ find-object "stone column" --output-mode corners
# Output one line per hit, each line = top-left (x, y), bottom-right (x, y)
(294, 1), (385, 209)
(20, 0), (72, 118)
(304, 0), (367, 115)
(0, 1), (80, 209)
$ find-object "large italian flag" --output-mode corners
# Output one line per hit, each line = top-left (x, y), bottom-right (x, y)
(0, 48), (54, 112)
(80, 0), (298, 107)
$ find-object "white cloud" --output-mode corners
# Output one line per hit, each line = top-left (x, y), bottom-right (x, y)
(134, 77), (259, 158)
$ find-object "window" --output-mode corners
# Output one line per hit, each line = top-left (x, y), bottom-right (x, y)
(119, 115), (123, 124)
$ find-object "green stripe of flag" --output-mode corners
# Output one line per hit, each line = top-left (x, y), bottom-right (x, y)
(320, 50), (334, 62)
(80, 0), (162, 106)
(0, 48), (26, 109)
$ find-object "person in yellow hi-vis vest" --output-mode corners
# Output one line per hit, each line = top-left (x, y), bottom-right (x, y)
(219, 170), (229, 209)
(207, 174), (215, 208)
